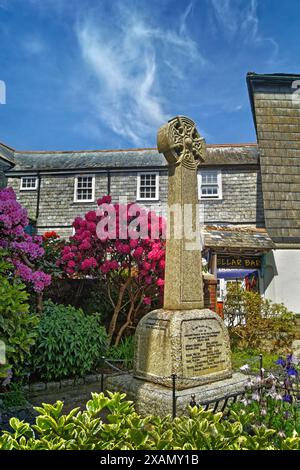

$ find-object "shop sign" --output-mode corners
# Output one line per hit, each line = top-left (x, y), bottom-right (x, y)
(217, 255), (261, 269)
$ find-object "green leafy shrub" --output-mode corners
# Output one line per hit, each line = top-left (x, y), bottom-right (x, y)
(0, 392), (299, 450)
(108, 335), (135, 369)
(0, 251), (39, 381)
(31, 300), (109, 381)
(223, 287), (296, 352)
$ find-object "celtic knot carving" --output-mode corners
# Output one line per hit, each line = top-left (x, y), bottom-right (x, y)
(157, 116), (205, 169)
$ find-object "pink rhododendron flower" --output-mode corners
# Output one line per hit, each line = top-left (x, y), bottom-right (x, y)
(133, 247), (144, 258)
(0, 188), (51, 292)
(85, 210), (97, 222)
(129, 239), (139, 249)
(97, 195), (112, 205)
(59, 196), (166, 322)
(81, 257), (98, 270)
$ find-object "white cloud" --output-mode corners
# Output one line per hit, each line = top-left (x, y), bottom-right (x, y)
(21, 36), (46, 55)
(211, 0), (279, 59)
(75, 2), (205, 146)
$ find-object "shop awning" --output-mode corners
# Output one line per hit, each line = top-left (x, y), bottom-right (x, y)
(217, 269), (257, 280)
(203, 225), (275, 253)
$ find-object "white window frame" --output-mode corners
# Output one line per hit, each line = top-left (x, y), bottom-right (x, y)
(137, 172), (159, 201)
(20, 176), (38, 191)
(198, 169), (222, 200)
(74, 175), (95, 203)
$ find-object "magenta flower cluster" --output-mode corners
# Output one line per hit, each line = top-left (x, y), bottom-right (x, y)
(59, 195), (166, 306)
(0, 187), (51, 292)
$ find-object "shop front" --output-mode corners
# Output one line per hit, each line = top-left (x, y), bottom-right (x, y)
(216, 255), (262, 317)
(202, 225), (275, 317)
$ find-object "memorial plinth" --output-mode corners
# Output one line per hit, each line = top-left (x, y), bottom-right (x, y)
(134, 309), (232, 390)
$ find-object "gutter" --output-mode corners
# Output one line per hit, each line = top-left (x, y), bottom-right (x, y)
(4, 161), (260, 177)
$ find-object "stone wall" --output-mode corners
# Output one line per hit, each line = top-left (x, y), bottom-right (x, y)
(7, 166), (264, 237)
(25, 373), (106, 412)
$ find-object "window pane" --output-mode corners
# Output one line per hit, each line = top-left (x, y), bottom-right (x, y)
(139, 174), (157, 199)
(21, 177), (37, 189)
(76, 177), (93, 201)
(202, 171), (218, 184)
(201, 184), (219, 197)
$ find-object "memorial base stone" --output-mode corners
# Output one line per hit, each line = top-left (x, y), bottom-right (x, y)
(105, 373), (247, 417)
(133, 309), (232, 390)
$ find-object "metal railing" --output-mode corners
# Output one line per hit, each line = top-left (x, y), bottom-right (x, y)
(98, 353), (299, 420)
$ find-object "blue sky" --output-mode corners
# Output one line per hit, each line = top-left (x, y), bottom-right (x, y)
(0, 0), (300, 150)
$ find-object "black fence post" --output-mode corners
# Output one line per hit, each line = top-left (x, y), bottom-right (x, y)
(100, 356), (106, 393)
(259, 353), (263, 381)
(171, 374), (177, 420)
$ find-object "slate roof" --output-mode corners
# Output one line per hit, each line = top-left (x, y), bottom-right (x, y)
(203, 225), (275, 252)
(6, 143), (259, 173)
(0, 142), (15, 165)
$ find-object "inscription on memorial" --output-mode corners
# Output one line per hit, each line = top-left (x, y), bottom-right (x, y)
(182, 319), (227, 377)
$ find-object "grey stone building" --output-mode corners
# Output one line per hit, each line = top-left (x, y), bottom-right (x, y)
(3, 144), (267, 236)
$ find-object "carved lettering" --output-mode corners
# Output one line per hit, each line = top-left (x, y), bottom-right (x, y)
(182, 319), (228, 376)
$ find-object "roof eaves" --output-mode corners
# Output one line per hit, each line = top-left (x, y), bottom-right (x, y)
(246, 71), (300, 135)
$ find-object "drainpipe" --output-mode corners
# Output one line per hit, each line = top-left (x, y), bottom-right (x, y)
(107, 170), (111, 195)
(35, 172), (41, 229)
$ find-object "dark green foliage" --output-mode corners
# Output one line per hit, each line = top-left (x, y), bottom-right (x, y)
(0, 392), (299, 450)
(31, 300), (109, 381)
(0, 383), (28, 408)
(44, 279), (111, 322)
(0, 251), (39, 381)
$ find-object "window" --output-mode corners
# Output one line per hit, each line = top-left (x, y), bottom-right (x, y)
(20, 177), (38, 190)
(74, 175), (95, 202)
(137, 172), (159, 200)
(198, 170), (222, 199)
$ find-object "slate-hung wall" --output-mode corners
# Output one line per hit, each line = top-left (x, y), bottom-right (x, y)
(7, 165), (264, 237)
(9, 177), (38, 219)
(248, 75), (300, 244)
(201, 168), (264, 225)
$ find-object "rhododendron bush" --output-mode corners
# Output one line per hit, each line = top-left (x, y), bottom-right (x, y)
(59, 196), (166, 345)
(0, 187), (51, 293)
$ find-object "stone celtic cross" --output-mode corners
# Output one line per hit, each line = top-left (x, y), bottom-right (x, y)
(133, 116), (232, 390)
(157, 116), (206, 310)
